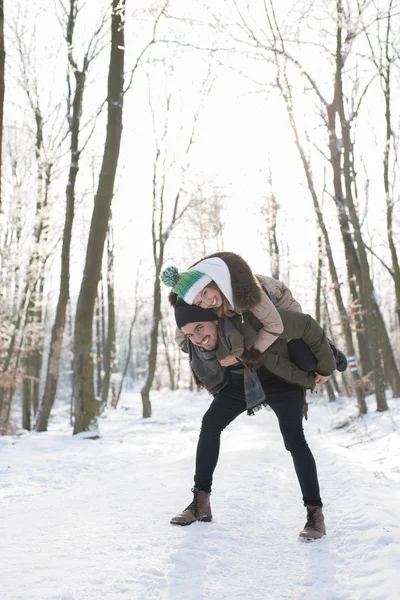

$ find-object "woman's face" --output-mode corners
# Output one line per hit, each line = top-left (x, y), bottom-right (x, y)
(192, 286), (222, 309)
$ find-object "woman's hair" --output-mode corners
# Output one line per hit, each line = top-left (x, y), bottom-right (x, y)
(206, 281), (235, 318)
(168, 280), (234, 318)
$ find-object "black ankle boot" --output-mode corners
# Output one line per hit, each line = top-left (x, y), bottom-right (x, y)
(328, 341), (348, 372)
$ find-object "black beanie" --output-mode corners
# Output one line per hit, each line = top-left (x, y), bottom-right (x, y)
(174, 298), (218, 329)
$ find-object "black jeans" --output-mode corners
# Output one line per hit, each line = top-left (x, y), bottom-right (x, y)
(287, 339), (318, 372)
(194, 368), (322, 507)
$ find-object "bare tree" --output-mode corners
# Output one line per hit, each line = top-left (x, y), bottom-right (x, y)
(36, 0), (107, 432)
(73, 0), (125, 434)
(0, 0), (4, 214)
(225, 0), (399, 409)
(101, 222), (116, 407)
(361, 0), (400, 325)
(113, 264), (142, 408)
(181, 186), (226, 257)
(260, 171), (280, 279)
(140, 57), (215, 418)
(268, 34), (367, 413)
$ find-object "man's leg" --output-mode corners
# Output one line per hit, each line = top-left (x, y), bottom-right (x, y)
(195, 373), (246, 492)
(259, 369), (326, 538)
(260, 369), (322, 507)
(171, 374), (246, 525)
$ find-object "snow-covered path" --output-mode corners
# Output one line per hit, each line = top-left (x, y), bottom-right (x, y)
(1, 390), (399, 600)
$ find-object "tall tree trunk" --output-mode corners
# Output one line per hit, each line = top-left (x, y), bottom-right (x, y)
(381, 1), (400, 325)
(141, 261), (163, 418)
(100, 278), (107, 378)
(101, 226), (116, 407)
(22, 355), (31, 431)
(0, 0), (4, 214)
(73, 0), (125, 434)
(114, 272), (141, 408)
(335, 1), (388, 410)
(32, 285), (44, 417)
(161, 318), (175, 390)
(326, 98), (372, 377)
(315, 233), (322, 323)
(376, 301), (400, 398)
(267, 175), (280, 279)
(95, 295), (102, 396)
(277, 74), (367, 413)
(36, 3), (85, 431)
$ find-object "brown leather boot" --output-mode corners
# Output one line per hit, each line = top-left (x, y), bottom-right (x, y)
(170, 488), (212, 526)
(298, 505), (326, 540)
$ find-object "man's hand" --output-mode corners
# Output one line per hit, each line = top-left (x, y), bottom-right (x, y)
(219, 355), (241, 367)
(315, 373), (330, 385)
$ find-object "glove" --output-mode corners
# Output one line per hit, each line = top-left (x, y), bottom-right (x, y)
(240, 348), (263, 371)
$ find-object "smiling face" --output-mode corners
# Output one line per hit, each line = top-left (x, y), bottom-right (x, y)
(180, 320), (219, 350)
(192, 285), (223, 309)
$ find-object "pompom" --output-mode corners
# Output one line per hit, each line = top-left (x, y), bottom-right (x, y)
(161, 266), (180, 288)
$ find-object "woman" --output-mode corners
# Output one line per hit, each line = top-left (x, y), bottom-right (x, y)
(161, 251), (347, 378)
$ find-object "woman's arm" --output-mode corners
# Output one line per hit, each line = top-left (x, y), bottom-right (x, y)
(256, 274), (303, 313)
(243, 292), (284, 353)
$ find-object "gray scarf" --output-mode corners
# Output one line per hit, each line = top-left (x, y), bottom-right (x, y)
(189, 318), (266, 415)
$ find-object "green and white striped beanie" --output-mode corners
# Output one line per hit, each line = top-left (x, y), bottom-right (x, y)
(160, 266), (212, 304)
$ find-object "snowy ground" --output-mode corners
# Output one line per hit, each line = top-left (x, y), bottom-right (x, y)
(1, 389), (400, 600)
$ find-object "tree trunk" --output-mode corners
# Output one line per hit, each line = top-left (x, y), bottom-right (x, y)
(326, 98), (372, 377)
(381, 7), (400, 325)
(315, 233), (322, 324)
(141, 262), (163, 418)
(114, 285), (141, 408)
(375, 300), (400, 398)
(277, 75), (367, 414)
(35, 21), (85, 430)
(267, 179), (280, 280)
(161, 318), (175, 390)
(0, 0), (4, 213)
(326, 379), (336, 402)
(334, 2), (388, 410)
(95, 295), (102, 397)
(22, 355), (31, 431)
(73, 0), (125, 434)
(101, 227), (116, 407)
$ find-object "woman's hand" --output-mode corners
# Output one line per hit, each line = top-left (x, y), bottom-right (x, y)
(240, 348), (263, 370)
(315, 373), (330, 385)
(219, 355), (241, 367)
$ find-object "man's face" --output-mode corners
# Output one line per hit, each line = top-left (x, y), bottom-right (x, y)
(181, 320), (219, 350)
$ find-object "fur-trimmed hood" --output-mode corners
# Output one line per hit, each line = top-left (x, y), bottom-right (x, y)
(191, 252), (262, 311)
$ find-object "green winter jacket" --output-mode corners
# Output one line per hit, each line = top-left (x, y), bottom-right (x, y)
(183, 308), (336, 392)
(234, 309), (335, 389)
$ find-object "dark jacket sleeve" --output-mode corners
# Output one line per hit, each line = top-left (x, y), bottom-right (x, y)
(277, 309), (336, 376)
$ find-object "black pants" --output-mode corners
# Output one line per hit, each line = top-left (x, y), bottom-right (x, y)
(194, 368), (322, 507)
(287, 339), (318, 372)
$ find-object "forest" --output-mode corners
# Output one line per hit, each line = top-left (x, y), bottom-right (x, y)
(0, 0), (399, 432)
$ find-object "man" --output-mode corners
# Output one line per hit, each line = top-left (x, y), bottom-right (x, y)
(170, 299), (336, 540)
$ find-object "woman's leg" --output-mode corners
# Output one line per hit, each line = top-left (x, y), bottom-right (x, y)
(288, 338), (347, 373)
(287, 338), (317, 372)
(260, 370), (322, 507)
(194, 374), (246, 492)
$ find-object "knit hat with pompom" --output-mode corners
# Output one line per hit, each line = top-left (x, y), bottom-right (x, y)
(160, 265), (212, 304)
